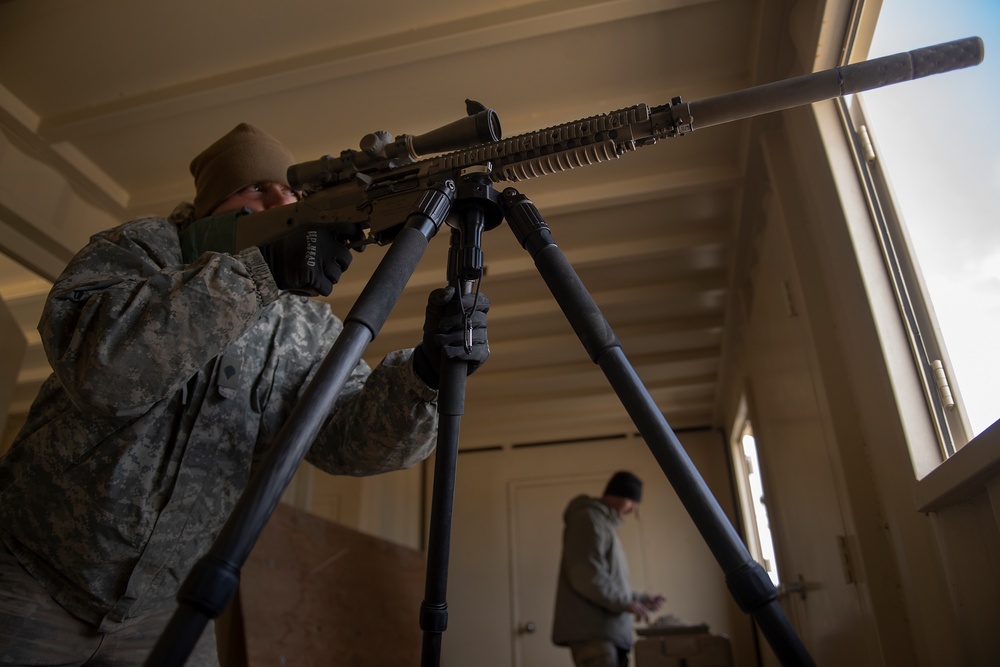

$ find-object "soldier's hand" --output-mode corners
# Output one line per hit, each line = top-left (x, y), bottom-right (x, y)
(258, 224), (353, 296)
(412, 286), (490, 389)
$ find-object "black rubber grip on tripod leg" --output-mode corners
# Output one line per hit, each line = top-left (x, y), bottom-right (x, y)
(726, 560), (778, 613)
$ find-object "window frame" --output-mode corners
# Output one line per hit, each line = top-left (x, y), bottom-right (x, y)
(830, 0), (1000, 512)
(835, 1), (973, 458)
(835, 97), (966, 457)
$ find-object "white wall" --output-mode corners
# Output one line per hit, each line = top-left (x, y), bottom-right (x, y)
(288, 461), (427, 551)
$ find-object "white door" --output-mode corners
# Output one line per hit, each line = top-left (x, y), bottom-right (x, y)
(742, 172), (875, 666)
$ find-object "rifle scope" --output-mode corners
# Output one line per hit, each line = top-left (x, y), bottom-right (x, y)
(410, 102), (501, 157)
(287, 103), (500, 191)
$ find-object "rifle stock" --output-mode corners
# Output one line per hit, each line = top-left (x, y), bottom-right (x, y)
(234, 36), (984, 250)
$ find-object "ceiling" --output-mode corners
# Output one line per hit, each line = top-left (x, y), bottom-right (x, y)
(0, 0), (835, 448)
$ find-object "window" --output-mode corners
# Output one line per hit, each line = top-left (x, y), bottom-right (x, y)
(731, 416), (780, 586)
(841, 0), (999, 455)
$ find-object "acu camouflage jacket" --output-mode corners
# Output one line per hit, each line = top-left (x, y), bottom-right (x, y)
(0, 212), (439, 631)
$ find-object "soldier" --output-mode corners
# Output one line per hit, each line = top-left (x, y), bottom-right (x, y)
(0, 123), (489, 666)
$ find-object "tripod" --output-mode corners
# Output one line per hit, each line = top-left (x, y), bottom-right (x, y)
(144, 173), (816, 667)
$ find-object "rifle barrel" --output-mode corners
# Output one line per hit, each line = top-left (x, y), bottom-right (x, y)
(688, 36), (984, 130)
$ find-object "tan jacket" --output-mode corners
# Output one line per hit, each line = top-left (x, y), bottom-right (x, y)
(552, 495), (638, 650)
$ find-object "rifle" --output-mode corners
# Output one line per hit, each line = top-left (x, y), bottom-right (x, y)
(234, 36), (983, 251)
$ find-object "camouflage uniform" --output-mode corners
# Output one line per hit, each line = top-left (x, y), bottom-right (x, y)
(0, 207), (438, 632)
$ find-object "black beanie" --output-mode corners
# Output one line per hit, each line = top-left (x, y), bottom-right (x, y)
(603, 471), (642, 502)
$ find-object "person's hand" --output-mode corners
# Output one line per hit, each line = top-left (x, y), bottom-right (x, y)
(627, 593), (665, 623)
(640, 593), (666, 613)
(626, 601), (652, 623)
(258, 224), (354, 296)
(412, 286), (490, 389)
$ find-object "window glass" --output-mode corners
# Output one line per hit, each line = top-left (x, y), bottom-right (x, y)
(732, 420), (780, 586)
(861, 0), (999, 439)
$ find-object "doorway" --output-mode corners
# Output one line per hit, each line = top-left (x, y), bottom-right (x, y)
(436, 431), (745, 666)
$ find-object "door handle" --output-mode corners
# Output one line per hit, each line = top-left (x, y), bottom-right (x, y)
(777, 574), (813, 601)
(518, 621), (537, 635)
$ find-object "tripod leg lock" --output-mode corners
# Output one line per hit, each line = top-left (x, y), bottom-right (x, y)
(500, 187), (555, 257)
(419, 602), (449, 633)
(726, 560), (779, 613)
(406, 179), (457, 240)
(177, 554), (241, 618)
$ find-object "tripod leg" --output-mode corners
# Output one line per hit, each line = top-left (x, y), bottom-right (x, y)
(143, 181), (455, 667)
(500, 188), (817, 667)
(420, 174), (498, 667)
(419, 350), (467, 667)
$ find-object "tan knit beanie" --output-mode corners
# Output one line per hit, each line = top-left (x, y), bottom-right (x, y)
(190, 123), (296, 219)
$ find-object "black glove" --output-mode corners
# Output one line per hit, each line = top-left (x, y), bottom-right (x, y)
(412, 286), (490, 389)
(258, 224), (354, 297)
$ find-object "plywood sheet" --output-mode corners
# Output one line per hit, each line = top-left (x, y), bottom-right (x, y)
(240, 502), (426, 665)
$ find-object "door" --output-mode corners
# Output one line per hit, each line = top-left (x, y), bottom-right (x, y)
(741, 163), (874, 665)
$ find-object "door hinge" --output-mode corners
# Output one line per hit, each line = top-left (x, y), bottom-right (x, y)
(837, 534), (856, 585)
(781, 280), (798, 318)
